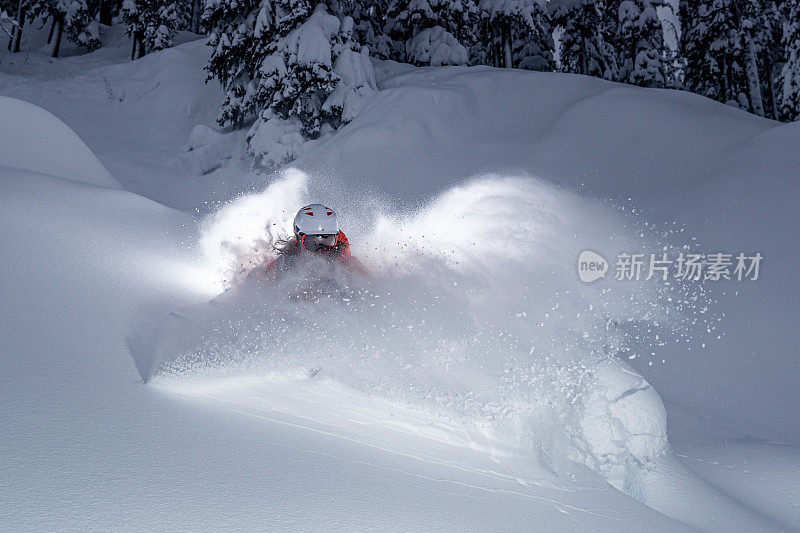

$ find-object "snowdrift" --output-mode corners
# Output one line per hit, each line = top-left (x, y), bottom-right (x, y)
(0, 38), (227, 209)
(0, 96), (119, 189)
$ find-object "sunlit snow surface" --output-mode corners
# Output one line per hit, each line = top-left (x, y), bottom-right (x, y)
(148, 168), (715, 495)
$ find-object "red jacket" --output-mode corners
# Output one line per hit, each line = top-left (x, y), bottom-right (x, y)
(262, 231), (368, 278)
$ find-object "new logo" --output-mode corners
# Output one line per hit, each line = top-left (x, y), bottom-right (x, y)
(578, 250), (608, 283)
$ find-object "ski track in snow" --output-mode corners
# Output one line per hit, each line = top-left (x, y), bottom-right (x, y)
(157, 379), (644, 526)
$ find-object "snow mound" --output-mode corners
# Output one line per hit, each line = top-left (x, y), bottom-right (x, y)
(0, 96), (119, 189)
(325, 46), (378, 122)
(575, 358), (668, 493)
(408, 26), (468, 66)
(182, 124), (241, 175)
(247, 115), (315, 170)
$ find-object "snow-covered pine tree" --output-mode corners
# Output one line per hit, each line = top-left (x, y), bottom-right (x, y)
(680, 0), (776, 116)
(330, 0), (392, 58)
(405, 24), (468, 64)
(0, 5), (16, 41)
(778, 0), (800, 120)
(758, 0), (787, 120)
(122, 0), (185, 58)
(679, 0), (721, 100)
(244, 4), (377, 166)
(324, 14), (378, 122)
(3, 0), (25, 53)
(204, 0), (294, 127)
(552, 0), (617, 79)
(476, 0), (553, 70)
(384, 0), (475, 65)
(610, 0), (674, 87)
(27, 0), (101, 56)
(252, 3), (338, 139)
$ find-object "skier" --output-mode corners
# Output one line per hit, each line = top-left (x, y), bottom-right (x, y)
(260, 204), (368, 280)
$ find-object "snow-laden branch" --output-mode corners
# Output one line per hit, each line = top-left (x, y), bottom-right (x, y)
(0, 10), (19, 39)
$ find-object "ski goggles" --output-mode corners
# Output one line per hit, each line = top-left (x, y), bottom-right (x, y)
(300, 233), (337, 251)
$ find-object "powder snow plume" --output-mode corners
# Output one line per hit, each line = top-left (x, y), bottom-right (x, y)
(198, 168), (309, 291)
(155, 168), (716, 494)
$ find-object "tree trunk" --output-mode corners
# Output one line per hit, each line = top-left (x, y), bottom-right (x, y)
(744, 35), (764, 116)
(760, 52), (777, 119)
(191, 0), (201, 33)
(502, 20), (512, 69)
(99, 0), (114, 26)
(722, 56), (730, 103)
(766, 58), (777, 120)
(51, 15), (63, 58)
(485, 19), (495, 66)
(11, 2), (25, 53)
(131, 30), (144, 60)
(47, 15), (56, 44)
(580, 36), (588, 75)
(7, 0), (22, 52)
(493, 24), (502, 67)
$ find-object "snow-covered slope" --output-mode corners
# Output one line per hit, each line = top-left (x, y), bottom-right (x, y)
(1, 33), (798, 531)
(293, 65), (800, 444)
(0, 155), (684, 530)
(0, 30), (241, 210)
(0, 96), (119, 188)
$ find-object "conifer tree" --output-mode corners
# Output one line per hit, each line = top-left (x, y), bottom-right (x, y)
(477, 0), (553, 70)
(552, 0), (617, 79)
(27, 0), (100, 56)
(611, 0), (674, 87)
(331, 0), (392, 58)
(778, 0), (800, 120)
(251, 3), (339, 138)
(680, 0), (776, 115)
(205, 1), (377, 166)
(122, 0), (185, 58)
(384, 0), (476, 64)
(204, 0), (284, 126)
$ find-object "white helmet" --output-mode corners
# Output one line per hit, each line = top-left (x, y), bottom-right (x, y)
(293, 204), (339, 251)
